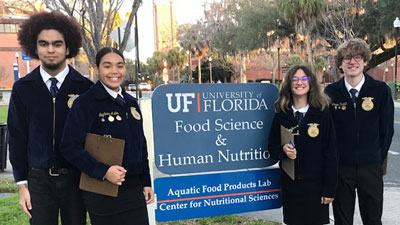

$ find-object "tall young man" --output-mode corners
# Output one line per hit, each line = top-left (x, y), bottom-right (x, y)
(325, 38), (394, 225)
(8, 12), (93, 225)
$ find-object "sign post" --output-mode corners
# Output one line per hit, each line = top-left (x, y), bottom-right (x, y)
(13, 63), (19, 82)
(22, 52), (32, 73)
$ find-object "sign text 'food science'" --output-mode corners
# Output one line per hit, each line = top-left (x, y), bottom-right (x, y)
(152, 83), (279, 174)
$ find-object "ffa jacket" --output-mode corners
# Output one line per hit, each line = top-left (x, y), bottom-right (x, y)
(8, 65), (93, 182)
(268, 106), (338, 197)
(60, 81), (151, 187)
(325, 74), (394, 166)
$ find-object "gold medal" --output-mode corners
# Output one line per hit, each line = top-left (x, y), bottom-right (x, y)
(341, 105), (346, 110)
(67, 94), (79, 108)
(130, 107), (141, 120)
(307, 123), (319, 138)
(108, 115), (115, 122)
(116, 115), (122, 121)
(361, 97), (374, 111)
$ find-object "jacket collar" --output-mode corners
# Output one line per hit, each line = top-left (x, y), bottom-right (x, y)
(284, 105), (322, 125)
(338, 72), (377, 99)
(22, 65), (87, 82)
(92, 81), (129, 100)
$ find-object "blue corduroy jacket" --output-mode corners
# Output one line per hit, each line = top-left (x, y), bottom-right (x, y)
(325, 73), (394, 166)
(60, 81), (151, 187)
(268, 106), (338, 198)
(8, 65), (93, 182)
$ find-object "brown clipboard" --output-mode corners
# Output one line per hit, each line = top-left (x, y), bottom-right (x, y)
(79, 133), (125, 197)
(280, 125), (295, 180)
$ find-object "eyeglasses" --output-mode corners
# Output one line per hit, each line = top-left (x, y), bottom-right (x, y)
(343, 55), (363, 64)
(292, 76), (310, 83)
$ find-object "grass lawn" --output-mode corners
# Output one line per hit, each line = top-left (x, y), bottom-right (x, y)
(0, 178), (277, 225)
(0, 106), (8, 123)
(0, 194), (29, 225)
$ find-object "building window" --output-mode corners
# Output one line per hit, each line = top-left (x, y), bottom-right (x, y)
(0, 23), (19, 33)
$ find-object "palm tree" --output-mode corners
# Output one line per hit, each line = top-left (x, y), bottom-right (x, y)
(167, 47), (188, 83)
(278, 0), (325, 71)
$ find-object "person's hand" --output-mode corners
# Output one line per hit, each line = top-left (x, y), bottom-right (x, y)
(321, 197), (334, 204)
(143, 187), (155, 204)
(104, 166), (126, 185)
(283, 143), (297, 159)
(18, 184), (32, 218)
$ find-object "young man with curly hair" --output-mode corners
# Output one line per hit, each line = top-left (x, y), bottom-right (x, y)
(7, 11), (93, 225)
(325, 38), (394, 225)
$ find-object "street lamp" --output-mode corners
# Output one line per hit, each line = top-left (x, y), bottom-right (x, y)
(277, 42), (281, 86)
(209, 57), (213, 83)
(385, 67), (389, 82)
(393, 17), (400, 100)
(15, 52), (20, 77)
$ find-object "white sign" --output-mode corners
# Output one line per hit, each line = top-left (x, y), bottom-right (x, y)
(110, 20), (136, 52)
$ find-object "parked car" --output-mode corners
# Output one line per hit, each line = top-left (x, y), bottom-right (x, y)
(138, 82), (152, 91)
(128, 84), (136, 91)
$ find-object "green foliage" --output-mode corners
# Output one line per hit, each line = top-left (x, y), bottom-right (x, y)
(0, 106), (7, 123)
(0, 193), (93, 225)
(0, 178), (17, 193)
(286, 54), (304, 68)
(177, 23), (208, 56)
(212, 0), (292, 54)
(192, 58), (233, 83)
(319, 0), (400, 67)
(278, 0), (325, 34)
(0, 194), (29, 225)
(147, 51), (168, 75)
(361, 0), (400, 51)
(125, 58), (136, 84)
(159, 215), (276, 225)
(313, 55), (329, 73)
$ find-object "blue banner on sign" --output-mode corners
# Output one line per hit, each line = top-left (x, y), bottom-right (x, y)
(152, 83), (279, 174)
(155, 169), (282, 222)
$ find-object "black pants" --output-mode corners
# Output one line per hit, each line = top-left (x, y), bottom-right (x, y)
(333, 163), (383, 225)
(88, 206), (149, 225)
(82, 175), (149, 225)
(28, 168), (86, 225)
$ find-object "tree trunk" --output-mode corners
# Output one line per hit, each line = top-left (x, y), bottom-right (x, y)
(177, 66), (181, 83)
(306, 33), (315, 72)
(198, 56), (202, 84)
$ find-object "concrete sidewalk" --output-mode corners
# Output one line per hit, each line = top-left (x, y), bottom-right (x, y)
(0, 157), (12, 179)
(238, 186), (400, 224)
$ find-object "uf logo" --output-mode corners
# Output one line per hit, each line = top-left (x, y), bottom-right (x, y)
(166, 93), (196, 113)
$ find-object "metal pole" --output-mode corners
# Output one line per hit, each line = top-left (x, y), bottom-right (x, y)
(15, 53), (20, 77)
(277, 46), (281, 86)
(188, 51), (193, 83)
(209, 58), (212, 83)
(135, 14), (142, 99)
(395, 27), (398, 100)
(26, 60), (30, 73)
(117, 27), (121, 47)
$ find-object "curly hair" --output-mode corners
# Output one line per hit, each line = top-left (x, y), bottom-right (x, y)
(335, 38), (371, 72)
(17, 11), (82, 59)
(275, 65), (330, 113)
